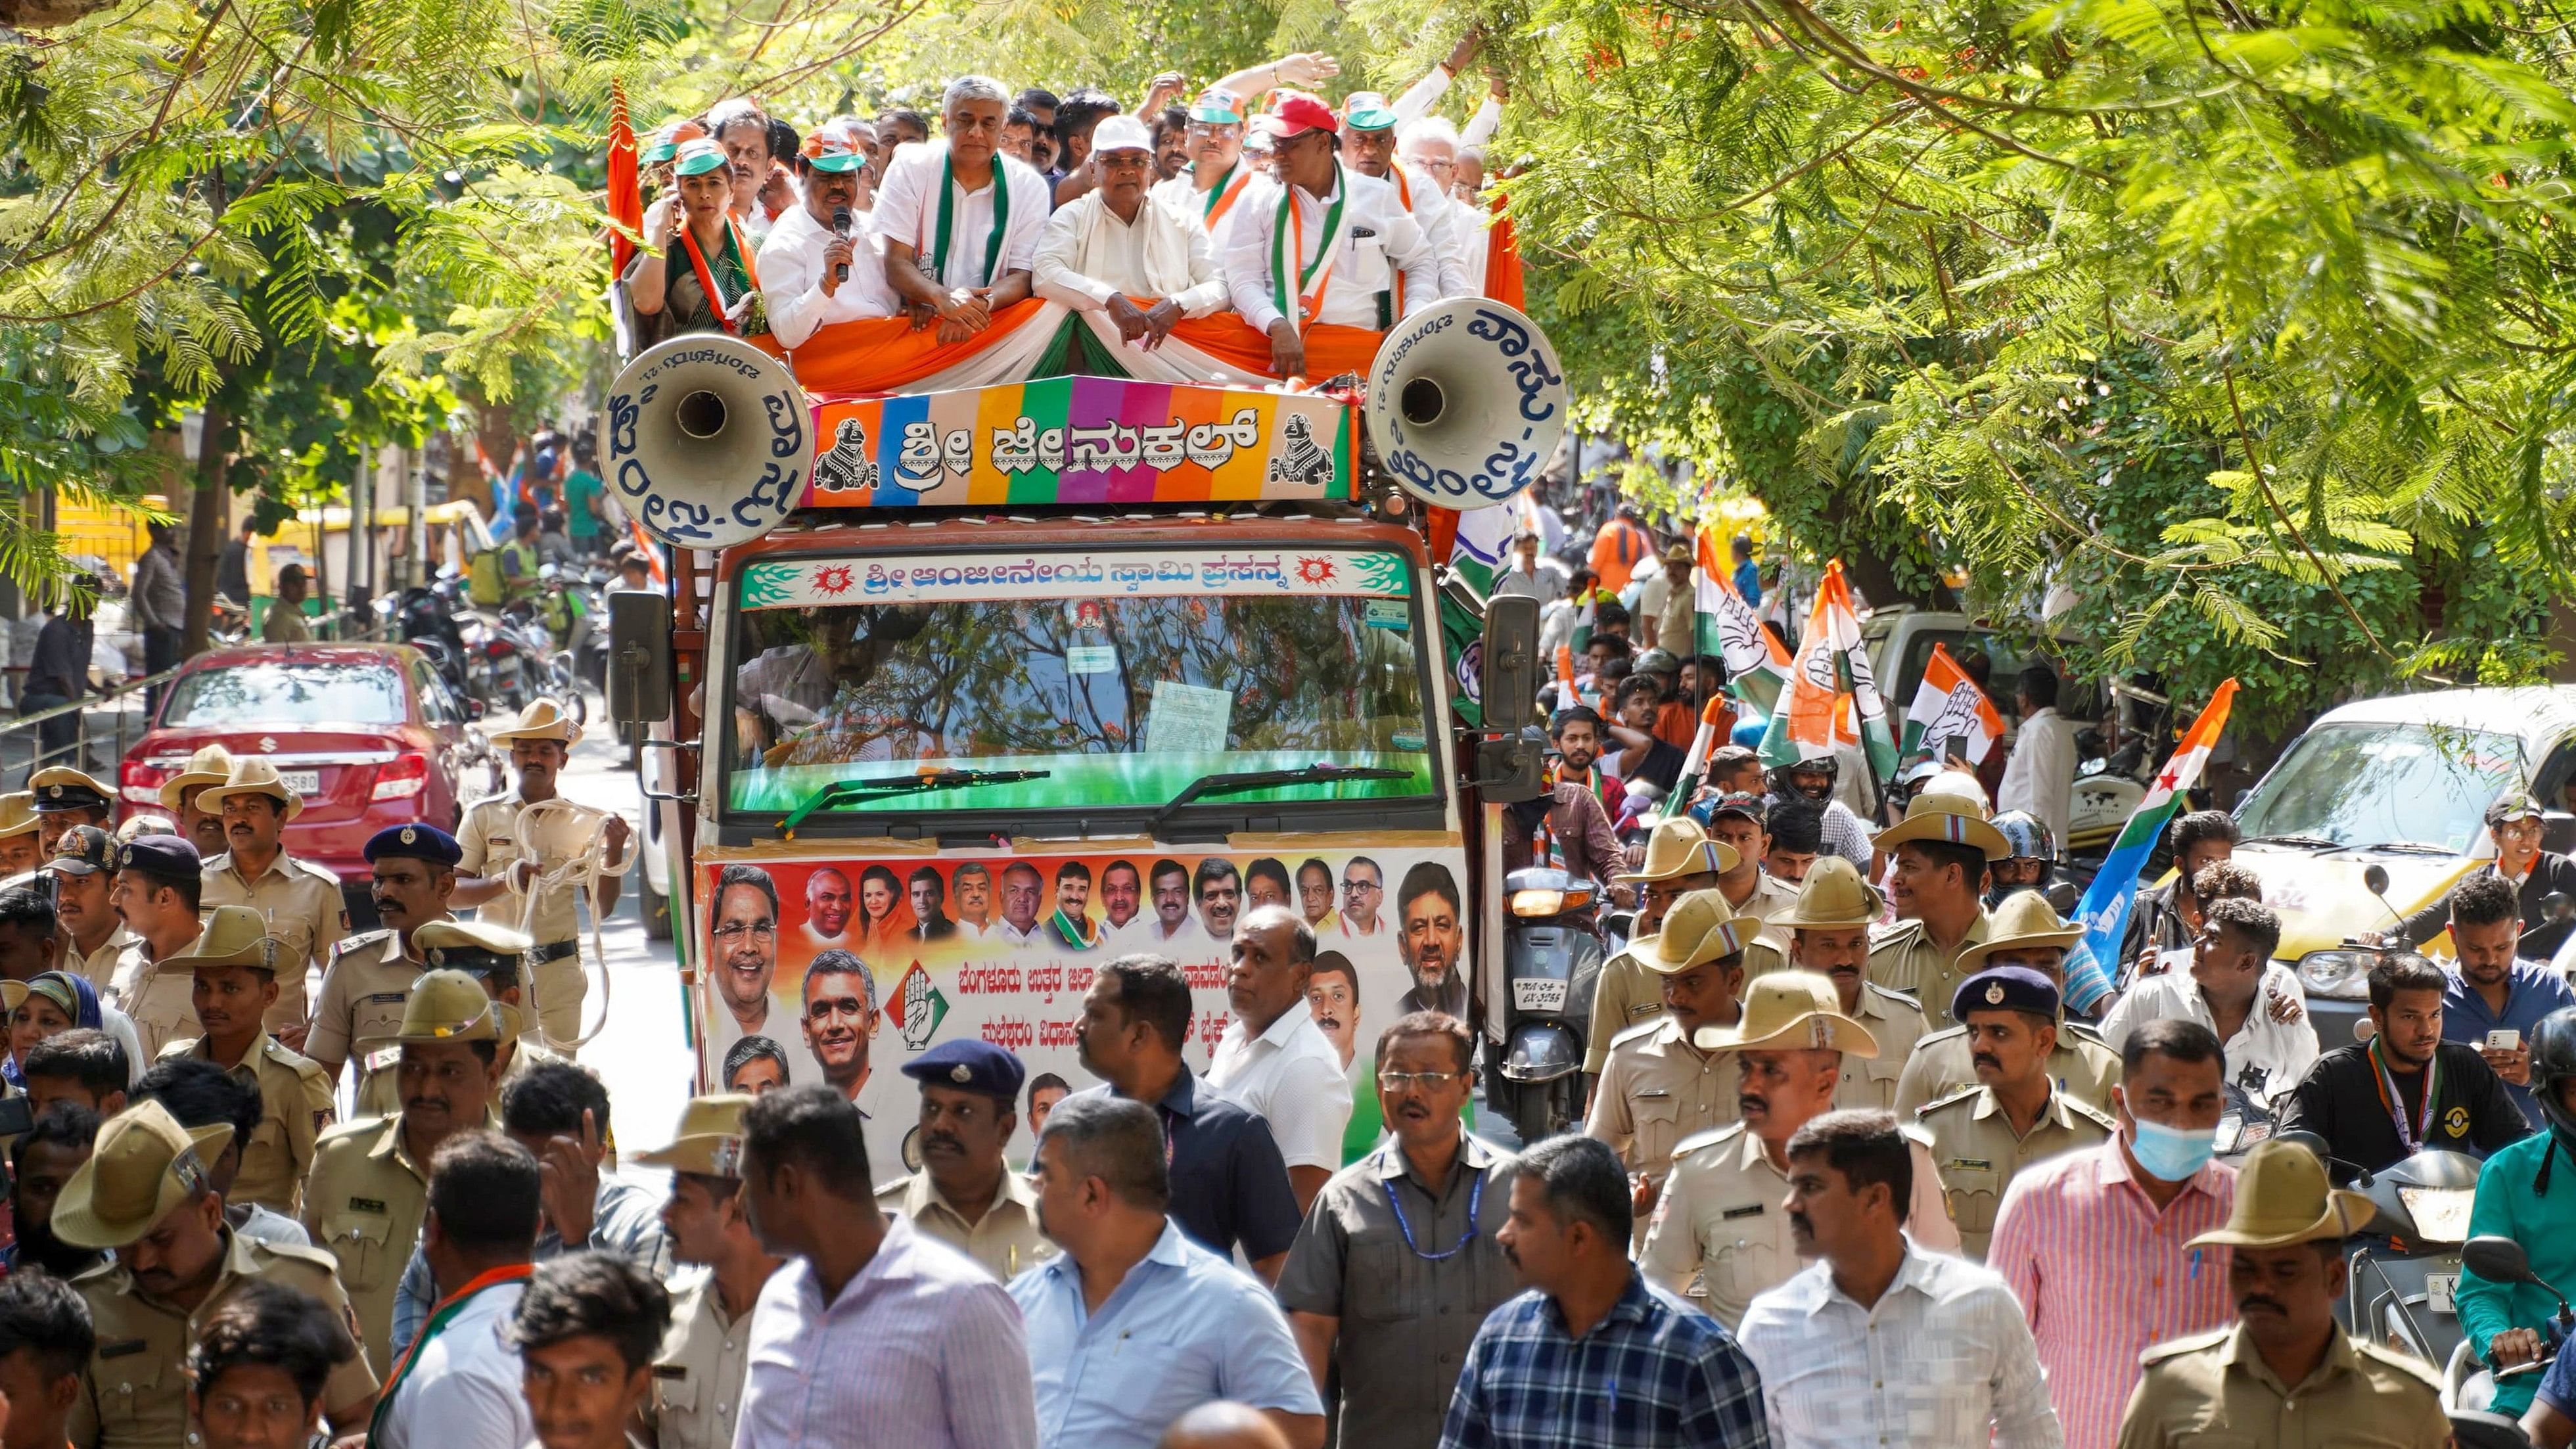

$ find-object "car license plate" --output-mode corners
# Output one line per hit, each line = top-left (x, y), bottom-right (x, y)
(2427, 1273), (2458, 1315)
(1513, 978), (1569, 1013)
(277, 770), (321, 796)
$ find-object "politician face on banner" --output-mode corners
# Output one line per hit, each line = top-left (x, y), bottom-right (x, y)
(714, 865), (781, 1034)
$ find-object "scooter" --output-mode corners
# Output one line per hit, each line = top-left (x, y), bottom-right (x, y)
(2445, 1234), (2571, 1419)
(1491, 865), (1607, 1146)
(2347, 1146), (2487, 1371)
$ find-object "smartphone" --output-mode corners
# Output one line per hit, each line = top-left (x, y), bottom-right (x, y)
(2489, 1029), (2522, 1051)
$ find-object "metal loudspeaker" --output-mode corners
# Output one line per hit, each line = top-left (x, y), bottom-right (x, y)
(1364, 297), (1568, 511)
(603, 333), (811, 549)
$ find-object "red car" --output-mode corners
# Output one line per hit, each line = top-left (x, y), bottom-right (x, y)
(120, 644), (504, 883)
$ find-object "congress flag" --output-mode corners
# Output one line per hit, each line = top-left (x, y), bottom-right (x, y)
(1694, 526), (1790, 683)
(2069, 679), (2241, 1007)
(1903, 643), (2005, 766)
(1757, 559), (1896, 781)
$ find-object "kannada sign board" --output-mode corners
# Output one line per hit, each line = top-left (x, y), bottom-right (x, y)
(802, 377), (1354, 508)
(732, 547), (1416, 609)
(693, 846), (1470, 1181)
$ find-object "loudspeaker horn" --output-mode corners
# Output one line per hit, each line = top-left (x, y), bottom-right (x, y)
(1364, 297), (1568, 511)
(603, 333), (811, 549)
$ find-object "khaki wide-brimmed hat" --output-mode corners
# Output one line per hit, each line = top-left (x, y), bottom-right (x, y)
(1958, 890), (2086, 973)
(193, 758), (305, 823)
(635, 1094), (754, 1177)
(51, 1100), (235, 1249)
(394, 967), (523, 1043)
(1775, 856), (1884, 930)
(158, 743), (238, 812)
(2188, 1138), (2376, 1249)
(1872, 773), (2008, 860)
(1631, 891), (1762, 976)
(158, 904), (279, 978)
(0, 979), (26, 1017)
(1614, 817), (1738, 885)
(0, 793), (35, 841)
(489, 697), (582, 747)
(28, 767), (114, 814)
(1692, 969), (1881, 1057)
(416, 919), (535, 975)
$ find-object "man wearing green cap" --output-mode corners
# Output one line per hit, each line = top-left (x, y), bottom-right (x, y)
(1337, 91), (1470, 307)
(759, 120), (896, 350)
(2115, 1138), (2447, 1448)
(2392, 790), (2576, 950)
(59, 1100), (380, 1448)
(301, 969), (510, 1368)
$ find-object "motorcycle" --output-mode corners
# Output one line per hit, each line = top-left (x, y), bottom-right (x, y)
(2345, 1145), (2486, 1371)
(1490, 865), (1607, 1145)
(2445, 1234), (2571, 1419)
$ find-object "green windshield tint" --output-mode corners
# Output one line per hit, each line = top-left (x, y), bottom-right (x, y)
(724, 557), (1437, 816)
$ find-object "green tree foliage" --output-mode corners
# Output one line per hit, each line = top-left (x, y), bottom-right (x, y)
(1458, 0), (2575, 737)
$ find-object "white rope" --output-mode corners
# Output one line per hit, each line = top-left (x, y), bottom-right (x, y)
(507, 796), (635, 1050)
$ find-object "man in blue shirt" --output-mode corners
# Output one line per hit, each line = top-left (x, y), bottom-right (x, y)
(1730, 534), (1762, 610)
(1011, 1094), (1323, 1449)
(2442, 870), (2576, 1127)
(1440, 1134), (1770, 1449)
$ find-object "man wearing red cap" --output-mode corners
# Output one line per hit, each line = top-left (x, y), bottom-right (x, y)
(1223, 91), (1442, 377)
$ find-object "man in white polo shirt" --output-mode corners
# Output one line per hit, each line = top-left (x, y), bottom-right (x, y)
(759, 121), (897, 346)
(1208, 904), (1352, 1216)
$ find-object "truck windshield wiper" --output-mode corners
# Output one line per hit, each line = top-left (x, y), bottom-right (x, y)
(777, 769), (1052, 836)
(1143, 764), (1415, 840)
(2349, 840), (2456, 856)
(2242, 834), (2345, 851)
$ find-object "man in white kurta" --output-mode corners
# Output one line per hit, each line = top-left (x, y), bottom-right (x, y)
(1034, 114), (1230, 347)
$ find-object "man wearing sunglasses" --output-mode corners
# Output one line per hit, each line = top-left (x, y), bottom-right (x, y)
(1279, 1009), (1518, 1448)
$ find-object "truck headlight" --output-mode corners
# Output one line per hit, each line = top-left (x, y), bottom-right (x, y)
(2295, 950), (2374, 1000)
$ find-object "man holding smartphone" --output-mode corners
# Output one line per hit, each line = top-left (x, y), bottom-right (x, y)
(2442, 869), (2576, 1128)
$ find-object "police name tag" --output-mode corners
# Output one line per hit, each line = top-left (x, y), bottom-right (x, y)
(363, 1046), (402, 1076)
(1513, 978), (1569, 1013)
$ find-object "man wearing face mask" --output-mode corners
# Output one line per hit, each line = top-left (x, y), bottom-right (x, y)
(1987, 1019), (2236, 1449)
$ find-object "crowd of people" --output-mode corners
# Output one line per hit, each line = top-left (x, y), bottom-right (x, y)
(620, 39), (1509, 375)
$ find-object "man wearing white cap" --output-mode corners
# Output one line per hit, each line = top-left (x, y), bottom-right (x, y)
(1223, 92), (1441, 377)
(1035, 115), (1230, 349)
(453, 698), (632, 1047)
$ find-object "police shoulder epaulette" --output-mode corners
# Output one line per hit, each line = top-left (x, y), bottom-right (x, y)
(1916, 1022), (1968, 1046)
(1919, 1084), (1983, 1118)
(249, 1237), (344, 1274)
(1868, 919), (1925, 948)
(2139, 1327), (2233, 1366)
(315, 1115), (393, 1147)
(2062, 1094), (2119, 1131)
(332, 929), (395, 961)
(1670, 1122), (1748, 1159)
(1610, 1016), (1669, 1050)
(1863, 982), (1925, 1015)
(2351, 1337), (2445, 1391)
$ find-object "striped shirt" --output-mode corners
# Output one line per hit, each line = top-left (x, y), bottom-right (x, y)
(1438, 1272), (1771, 1448)
(735, 1214), (1038, 1449)
(1984, 1141), (2236, 1449)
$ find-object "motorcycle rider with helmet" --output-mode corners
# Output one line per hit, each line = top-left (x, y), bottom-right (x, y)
(1763, 756), (1876, 875)
(2456, 1004), (2576, 1425)
(1988, 812), (2056, 909)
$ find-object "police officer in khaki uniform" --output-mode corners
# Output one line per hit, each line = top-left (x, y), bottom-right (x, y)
(158, 742), (235, 860)
(1867, 773), (2006, 1032)
(1916, 966), (2116, 1259)
(0, 790), (42, 879)
(47, 825), (135, 992)
(1896, 891), (2125, 1115)
(1770, 857), (1931, 1110)
(1584, 893), (1757, 1216)
(301, 970), (509, 1367)
(1638, 971), (1959, 1327)
(55, 1100), (380, 1448)
(359, 918), (566, 1118)
(155, 906), (334, 1217)
(636, 1094), (784, 1449)
(451, 699), (632, 1047)
(875, 1038), (1054, 1280)
(1586, 819), (1733, 1073)
(29, 766), (115, 856)
(308, 823), (461, 1099)
(197, 758), (348, 1042)
(2116, 1138), (2448, 1449)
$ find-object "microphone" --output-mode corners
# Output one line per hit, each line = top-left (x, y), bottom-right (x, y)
(831, 206), (852, 283)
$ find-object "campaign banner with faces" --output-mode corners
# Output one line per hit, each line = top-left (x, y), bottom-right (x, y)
(693, 847), (1472, 1182)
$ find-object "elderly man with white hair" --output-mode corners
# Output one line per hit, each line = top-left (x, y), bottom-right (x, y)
(1035, 116), (1230, 349)
(1398, 116), (1489, 298)
(876, 74), (1053, 342)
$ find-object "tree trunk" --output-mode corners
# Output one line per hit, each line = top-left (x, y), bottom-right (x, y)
(181, 409), (227, 656)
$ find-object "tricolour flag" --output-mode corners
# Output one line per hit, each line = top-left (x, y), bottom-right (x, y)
(1757, 559), (1897, 780)
(2068, 678), (2240, 1009)
(1694, 526), (1790, 683)
(1903, 642), (2004, 766)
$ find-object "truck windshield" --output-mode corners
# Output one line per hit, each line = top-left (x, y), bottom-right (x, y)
(2236, 721), (2519, 854)
(722, 546), (1438, 816)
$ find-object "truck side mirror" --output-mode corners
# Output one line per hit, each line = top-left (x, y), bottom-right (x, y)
(1479, 593), (1540, 732)
(607, 591), (673, 727)
(1475, 727), (1549, 804)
